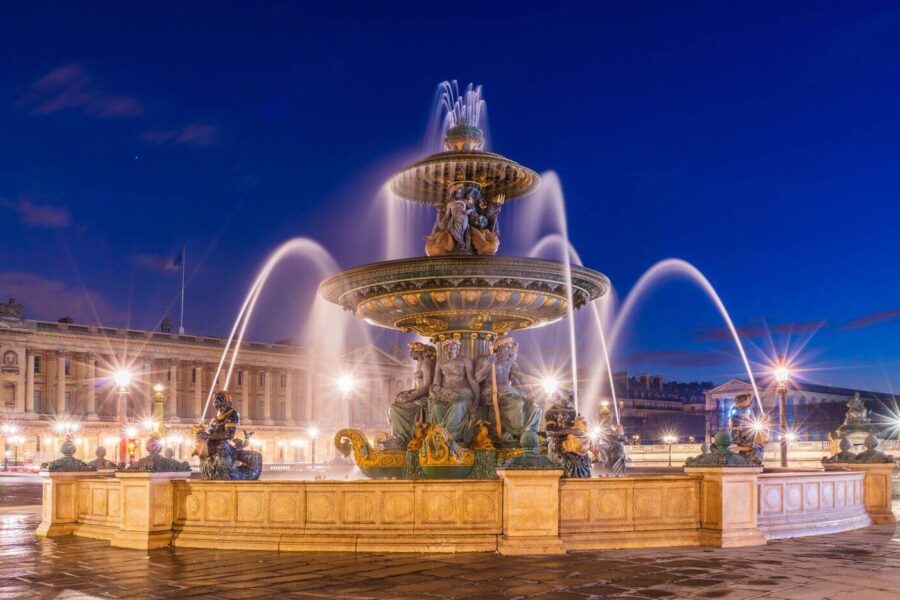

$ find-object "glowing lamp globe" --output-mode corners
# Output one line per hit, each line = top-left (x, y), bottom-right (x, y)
(774, 366), (790, 385)
(113, 369), (132, 388)
(541, 378), (558, 395)
(338, 375), (355, 396)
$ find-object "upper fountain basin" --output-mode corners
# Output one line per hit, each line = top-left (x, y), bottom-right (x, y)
(319, 255), (609, 339)
(390, 150), (540, 206)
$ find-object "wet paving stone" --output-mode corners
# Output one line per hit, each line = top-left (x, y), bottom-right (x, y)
(3, 504), (900, 599)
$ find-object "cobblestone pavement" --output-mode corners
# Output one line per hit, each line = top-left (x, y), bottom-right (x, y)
(1, 505), (899, 600)
(0, 475), (42, 508)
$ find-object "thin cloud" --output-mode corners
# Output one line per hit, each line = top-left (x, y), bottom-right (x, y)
(16, 63), (143, 118)
(843, 309), (900, 330)
(0, 196), (72, 229)
(619, 350), (733, 368)
(140, 122), (218, 147)
(0, 271), (122, 324)
(133, 253), (180, 273)
(694, 320), (827, 343)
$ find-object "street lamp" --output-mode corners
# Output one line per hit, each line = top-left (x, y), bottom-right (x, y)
(541, 377), (558, 397)
(113, 369), (133, 466)
(774, 363), (790, 467)
(663, 434), (677, 467)
(307, 425), (320, 467)
(337, 375), (355, 398)
(1, 424), (20, 471)
(9, 434), (25, 469)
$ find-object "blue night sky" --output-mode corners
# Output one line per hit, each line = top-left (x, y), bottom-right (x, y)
(1, 2), (898, 393)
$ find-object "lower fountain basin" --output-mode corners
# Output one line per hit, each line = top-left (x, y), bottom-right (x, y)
(319, 255), (609, 339)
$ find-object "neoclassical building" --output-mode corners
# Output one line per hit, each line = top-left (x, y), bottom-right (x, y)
(704, 379), (894, 441)
(0, 298), (412, 466)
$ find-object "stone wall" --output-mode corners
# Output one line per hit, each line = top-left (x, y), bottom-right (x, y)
(172, 480), (503, 552)
(559, 476), (701, 549)
(37, 466), (892, 554)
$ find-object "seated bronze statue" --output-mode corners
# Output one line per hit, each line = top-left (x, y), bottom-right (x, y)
(193, 391), (262, 480)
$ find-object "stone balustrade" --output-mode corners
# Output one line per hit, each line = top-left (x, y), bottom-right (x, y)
(37, 465), (893, 554)
(756, 470), (869, 539)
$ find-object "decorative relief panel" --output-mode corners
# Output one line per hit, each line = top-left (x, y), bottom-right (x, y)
(757, 472), (867, 534)
(559, 478), (698, 534)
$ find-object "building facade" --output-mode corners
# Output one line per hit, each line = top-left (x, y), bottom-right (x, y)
(704, 379), (895, 441)
(0, 298), (412, 467)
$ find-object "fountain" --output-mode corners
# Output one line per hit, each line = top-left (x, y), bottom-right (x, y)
(37, 82), (894, 555)
(320, 85), (609, 478)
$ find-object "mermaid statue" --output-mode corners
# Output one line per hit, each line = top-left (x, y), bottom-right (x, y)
(194, 391), (263, 480)
(383, 341), (436, 450)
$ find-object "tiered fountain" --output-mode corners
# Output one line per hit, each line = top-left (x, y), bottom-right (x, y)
(321, 87), (610, 478)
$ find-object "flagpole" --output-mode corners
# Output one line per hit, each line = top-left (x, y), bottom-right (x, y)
(179, 246), (186, 335)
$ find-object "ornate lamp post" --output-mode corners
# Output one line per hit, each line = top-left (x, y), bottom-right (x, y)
(1, 424), (20, 471)
(114, 369), (133, 466)
(774, 364), (790, 467)
(151, 383), (165, 433)
(307, 425), (319, 467)
(663, 434), (677, 467)
(9, 434), (25, 469)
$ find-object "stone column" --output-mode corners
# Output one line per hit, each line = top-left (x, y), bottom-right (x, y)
(285, 371), (294, 423)
(168, 362), (179, 422)
(24, 351), (35, 415)
(56, 352), (67, 413)
(193, 365), (203, 420)
(86, 357), (98, 420)
(111, 472), (190, 549)
(35, 471), (98, 537)
(684, 467), (766, 547)
(825, 463), (897, 524)
(240, 368), (251, 423)
(495, 469), (566, 555)
(263, 371), (272, 423)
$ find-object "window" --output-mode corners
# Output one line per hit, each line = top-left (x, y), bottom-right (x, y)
(259, 372), (265, 388)
(64, 391), (71, 411)
(167, 368), (171, 382)
(280, 374), (286, 389)
(33, 356), (42, 375)
(34, 390), (42, 413)
(64, 357), (71, 376)
(191, 368), (197, 384)
(237, 370), (243, 386)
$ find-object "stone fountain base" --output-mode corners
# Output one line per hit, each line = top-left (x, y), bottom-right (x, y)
(37, 465), (885, 554)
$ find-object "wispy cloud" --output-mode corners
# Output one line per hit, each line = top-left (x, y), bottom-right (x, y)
(842, 309), (900, 330)
(694, 320), (827, 343)
(140, 122), (218, 147)
(0, 271), (121, 324)
(619, 350), (734, 368)
(133, 253), (180, 273)
(0, 196), (72, 229)
(16, 63), (143, 118)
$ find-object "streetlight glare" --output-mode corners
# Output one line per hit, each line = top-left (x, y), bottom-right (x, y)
(153, 383), (165, 393)
(113, 369), (133, 388)
(141, 418), (158, 432)
(338, 375), (355, 395)
(307, 425), (320, 440)
(124, 426), (138, 438)
(541, 377), (558, 395)
(774, 365), (790, 384)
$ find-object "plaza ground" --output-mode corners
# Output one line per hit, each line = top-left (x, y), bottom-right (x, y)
(1, 475), (898, 599)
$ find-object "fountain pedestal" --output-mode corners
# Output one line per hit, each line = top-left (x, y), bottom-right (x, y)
(684, 467), (767, 548)
(35, 471), (98, 538)
(496, 469), (566, 555)
(110, 472), (191, 549)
